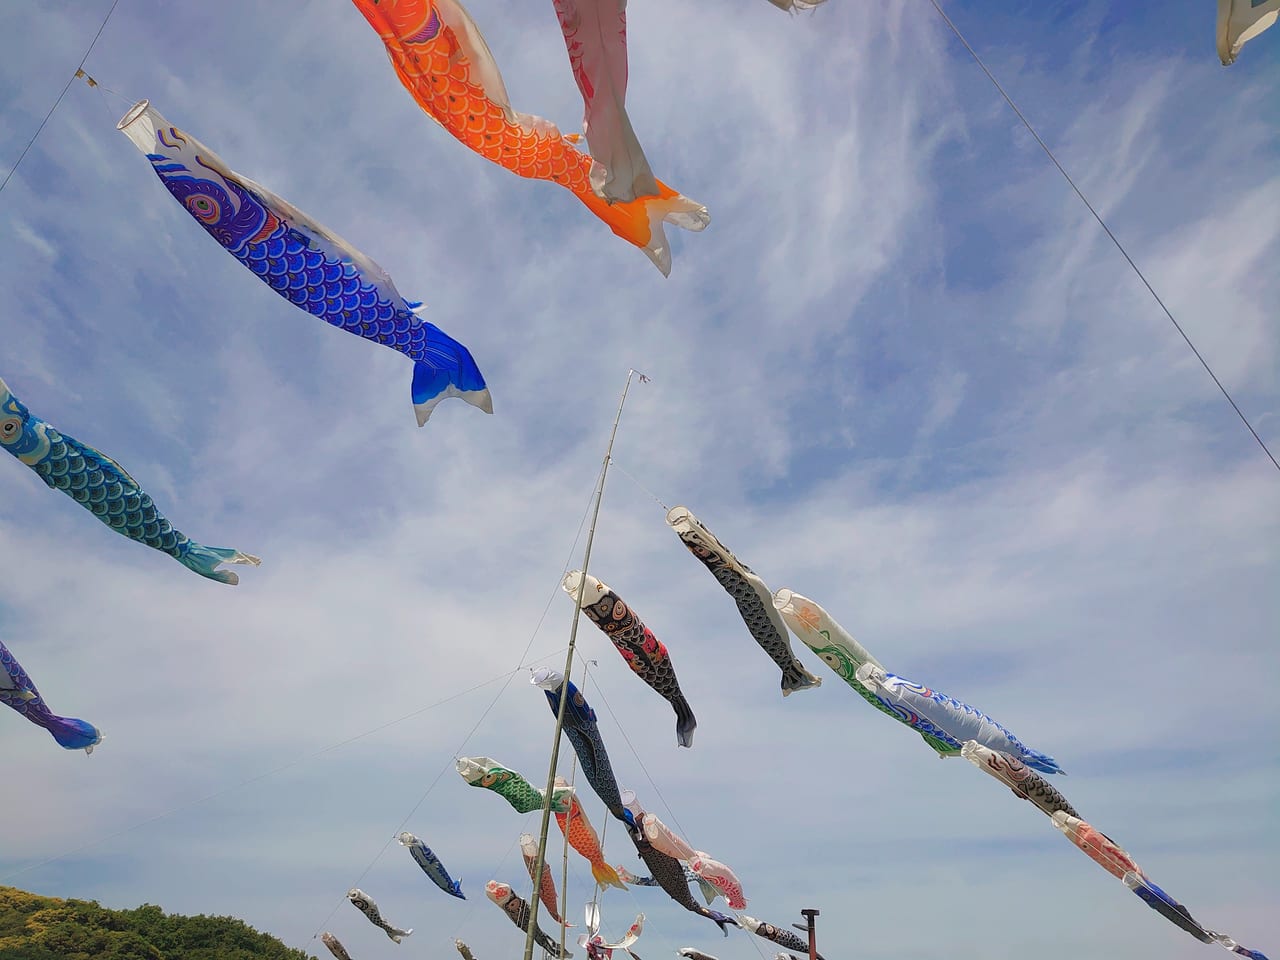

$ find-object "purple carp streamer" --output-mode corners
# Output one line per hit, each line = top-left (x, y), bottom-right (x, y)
(563, 571), (696, 747)
(1, 638), (101, 752)
(119, 100), (490, 426)
(667, 506), (820, 696)
(552, 0), (656, 204)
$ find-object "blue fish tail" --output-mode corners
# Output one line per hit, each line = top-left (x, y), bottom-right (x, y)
(1023, 751), (1064, 776)
(46, 715), (103, 752)
(451, 880), (465, 900)
(179, 543), (262, 585)
(706, 909), (737, 936)
(411, 323), (493, 426)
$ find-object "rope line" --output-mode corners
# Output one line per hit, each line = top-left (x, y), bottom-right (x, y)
(586, 676), (774, 960)
(608, 458), (670, 512)
(0, 666), (521, 884)
(924, 0), (1278, 474)
(307, 465), (606, 941)
(0, 0), (121, 201)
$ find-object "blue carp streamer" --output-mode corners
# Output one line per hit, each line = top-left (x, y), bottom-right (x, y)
(119, 99), (490, 427)
(0, 377), (258, 584)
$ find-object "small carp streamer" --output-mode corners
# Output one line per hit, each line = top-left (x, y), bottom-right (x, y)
(679, 950), (719, 960)
(0, 377), (258, 584)
(667, 506), (820, 696)
(519, 833), (570, 926)
(856, 663), (1062, 774)
(320, 933), (354, 960)
(397, 831), (464, 899)
(532, 667), (631, 824)
(580, 909), (644, 960)
(346, 888), (412, 943)
(1050, 813), (1268, 958)
(486, 880), (572, 958)
(563, 571), (697, 747)
(119, 100), (490, 427)
(349, 0), (709, 276)
(739, 916), (824, 960)
(454, 940), (478, 960)
(1, 638), (101, 753)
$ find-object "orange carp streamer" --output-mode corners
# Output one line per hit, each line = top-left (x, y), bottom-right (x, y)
(554, 779), (626, 890)
(350, 0), (709, 276)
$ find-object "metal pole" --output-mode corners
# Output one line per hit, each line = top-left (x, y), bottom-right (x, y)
(802, 908), (819, 960)
(522, 370), (639, 960)
(557, 658), (593, 960)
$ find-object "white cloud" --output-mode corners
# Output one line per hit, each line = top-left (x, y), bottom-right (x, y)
(0, 2), (1275, 960)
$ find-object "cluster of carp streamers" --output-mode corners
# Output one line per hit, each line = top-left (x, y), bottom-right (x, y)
(3, 1), (1275, 959)
(315, 506), (1269, 960)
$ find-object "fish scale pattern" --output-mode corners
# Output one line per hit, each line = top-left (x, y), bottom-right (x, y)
(0, 378), (257, 584)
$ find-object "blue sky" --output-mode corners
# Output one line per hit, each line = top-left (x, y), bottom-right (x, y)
(0, 1), (1276, 959)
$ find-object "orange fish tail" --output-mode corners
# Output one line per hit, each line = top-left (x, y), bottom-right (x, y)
(590, 860), (626, 891)
(575, 179), (710, 277)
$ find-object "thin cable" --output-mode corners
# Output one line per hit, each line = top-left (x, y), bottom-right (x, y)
(0, 0), (121, 200)
(924, 0), (1278, 474)
(608, 458), (669, 512)
(308, 468), (605, 942)
(524, 369), (642, 960)
(584, 677), (774, 960)
(557, 686), (584, 960)
(0, 666), (520, 884)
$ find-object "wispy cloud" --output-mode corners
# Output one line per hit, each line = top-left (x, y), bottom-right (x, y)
(0, 2), (1275, 960)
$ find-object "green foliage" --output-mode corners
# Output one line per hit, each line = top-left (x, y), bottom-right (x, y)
(0, 886), (311, 960)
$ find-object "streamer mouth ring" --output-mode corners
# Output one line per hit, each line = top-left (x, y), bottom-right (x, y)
(117, 99), (151, 130)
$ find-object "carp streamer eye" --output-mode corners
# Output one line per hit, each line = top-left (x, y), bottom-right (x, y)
(186, 193), (221, 223)
(0, 417), (21, 443)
